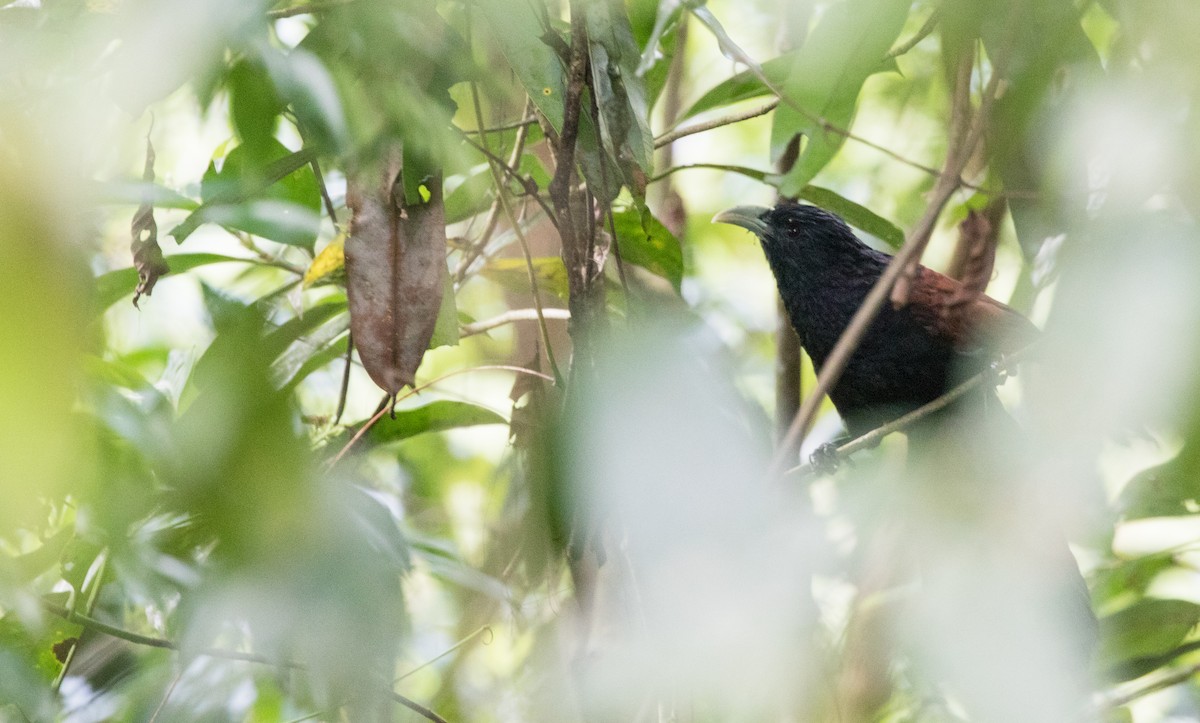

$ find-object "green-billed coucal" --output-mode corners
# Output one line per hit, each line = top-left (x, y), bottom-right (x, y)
(715, 202), (1038, 436)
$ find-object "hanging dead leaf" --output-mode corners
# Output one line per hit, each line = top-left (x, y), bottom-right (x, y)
(945, 198), (1006, 319)
(131, 133), (169, 307)
(344, 156), (448, 396)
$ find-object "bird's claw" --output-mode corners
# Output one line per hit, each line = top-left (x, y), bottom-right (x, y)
(809, 442), (842, 475)
(985, 357), (1009, 386)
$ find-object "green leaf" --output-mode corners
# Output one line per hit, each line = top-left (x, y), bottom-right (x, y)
(92, 179), (199, 210)
(770, 0), (911, 196)
(1117, 457), (1200, 521)
(1099, 598), (1200, 681)
(612, 205), (683, 291)
(227, 56), (283, 148)
(171, 142), (320, 248)
(799, 185), (905, 248)
(276, 323), (350, 394)
(263, 298), (348, 362)
(475, 0), (567, 132)
(95, 252), (253, 310)
(369, 401), (507, 444)
(681, 52), (796, 121)
(260, 43), (350, 153)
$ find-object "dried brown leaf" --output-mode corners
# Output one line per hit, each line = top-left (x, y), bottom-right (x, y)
(131, 135), (169, 307)
(946, 198), (1006, 314)
(344, 156), (448, 396)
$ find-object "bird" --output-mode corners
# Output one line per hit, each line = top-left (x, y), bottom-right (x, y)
(715, 201), (1100, 684)
(714, 202), (1039, 438)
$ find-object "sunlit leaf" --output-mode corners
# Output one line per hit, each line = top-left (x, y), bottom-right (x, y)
(612, 205), (683, 290)
(799, 185), (905, 248)
(770, 0), (910, 195)
(303, 233), (346, 288)
(369, 400), (507, 443)
(95, 252), (253, 310)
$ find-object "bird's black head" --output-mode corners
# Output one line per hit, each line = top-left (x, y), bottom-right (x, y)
(713, 202), (878, 273)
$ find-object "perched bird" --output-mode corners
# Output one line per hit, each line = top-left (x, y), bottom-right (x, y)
(714, 202), (1038, 437)
(716, 201), (1099, 677)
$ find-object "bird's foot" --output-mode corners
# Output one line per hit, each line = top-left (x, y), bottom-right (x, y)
(985, 357), (1009, 386)
(809, 442), (842, 475)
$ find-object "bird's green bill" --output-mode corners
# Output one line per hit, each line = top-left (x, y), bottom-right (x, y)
(712, 205), (771, 237)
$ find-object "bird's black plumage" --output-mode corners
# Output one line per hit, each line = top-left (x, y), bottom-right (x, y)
(718, 202), (1037, 435)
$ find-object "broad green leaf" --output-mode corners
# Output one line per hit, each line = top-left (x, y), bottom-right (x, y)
(227, 56), (283, 149)
(482, 257), (571, 300)
(682, 52), (796, 121)
(260, 42), (350, 153)
(475, 0), (567, 132)
(92, 179), (199, 210)
(444, 165), (495, 225)
(369, 400), (507, 444)
(612, 205), (683, 291)
(273, 315), (351, 391)
(1099, 598), (1200, 681)
(263, 298), (348, 362)
(799, 185), (905, 248)
(1117, 455), (1200, 520)
(171, 142), (320, 247)
(770, 0), (911, 196)
(95, 252), (252, 310)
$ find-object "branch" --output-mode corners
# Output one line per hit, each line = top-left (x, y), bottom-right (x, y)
(42, 601), (450, 723)
(654, 100), (779, 149)
(1099, 659), (1200, 711)
(883, 8), (941, 60)
(460, 308), (570, 338)
(785, 345), (1033, 479)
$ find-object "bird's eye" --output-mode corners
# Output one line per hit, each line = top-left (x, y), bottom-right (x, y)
(785, 220), (803, 236)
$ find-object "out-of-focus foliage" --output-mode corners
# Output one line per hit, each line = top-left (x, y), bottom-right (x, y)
(2, 0), (1200, 721)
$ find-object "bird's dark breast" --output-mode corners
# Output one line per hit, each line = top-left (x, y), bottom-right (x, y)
(789, 286), (960, 436)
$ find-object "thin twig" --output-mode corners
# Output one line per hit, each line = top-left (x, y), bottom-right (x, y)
(457, 129), (559, 230)
(148, 668), (184, 723)
(333, 332), (353, 425)
(883, 8), (942, 60)
(654, 100), (780, 149)
(309, 155), (339, 229)
(461, 308), (570, 338)
(1099, 660), (1200, 710)
(461, 116), (539, 135)
(394, 625), (493, 683)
